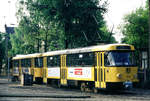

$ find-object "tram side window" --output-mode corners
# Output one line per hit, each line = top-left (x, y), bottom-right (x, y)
(104, 54), (110, 66)
(21, 59), (24, 67)
(35, 57), (43, 68)
(66, 52), (95, 67)
(66, 54), (76, 66)
(13, 60), (19, 67)
(104, 52), (114, 66)
(21, 59), (31, 67)
(47, 55), (60, 67)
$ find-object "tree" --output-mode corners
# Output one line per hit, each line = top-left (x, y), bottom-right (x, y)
(10, 0), (115, 57)
(14, 0), (66, 53)
(9, 16), (40, 55)
(120, 5), (148, 49)
(0, 33), (5, 74)
(29, 0), (115, 48)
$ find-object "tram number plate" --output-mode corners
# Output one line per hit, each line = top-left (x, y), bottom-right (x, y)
(124, 81), (133, 89)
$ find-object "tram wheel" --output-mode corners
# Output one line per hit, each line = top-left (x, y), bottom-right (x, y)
(80, 83), (86, 92)
(57, 80), (62, 88)
(93, 88), (98, 93)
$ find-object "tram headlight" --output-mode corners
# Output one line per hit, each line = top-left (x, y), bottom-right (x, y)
(117, 73), (122, 79)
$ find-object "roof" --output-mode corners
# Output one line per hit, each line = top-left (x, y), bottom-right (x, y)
(12, 53), (42, 60)
(43, 43), (135, 56)
(12, 44), (135, 59)
(5, 25), (15, 34)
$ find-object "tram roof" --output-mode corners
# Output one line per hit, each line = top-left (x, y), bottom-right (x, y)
(91, 43), (135, 51)
(12, 44), (135, 59)
(43, 44), (135, 56)
(12, 53), (42, 60)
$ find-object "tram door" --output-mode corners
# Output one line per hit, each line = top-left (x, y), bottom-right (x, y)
(95, 52), (106, 88)
(43, 57), (47, 83)
(19, 60), (22, 80)
(31, 58), (35, 81)
(60, 55), (67, 85)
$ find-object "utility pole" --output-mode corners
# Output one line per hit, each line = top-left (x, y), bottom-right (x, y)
(148, 0), (150, 84)
(5, 24), (9, 82)
(149, 0), (150, 72)
(7, 0), (11, 82)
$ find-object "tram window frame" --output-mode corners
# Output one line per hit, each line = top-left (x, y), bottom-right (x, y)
(101, 53), (102, 66)
(21, 59), (31, 67)
(13, 60), (19, 67)
(104, 51), (136, 67)
(104, 52), (111, 66)
(66, 52), (95, 67)
(35, 57), (43, 68)
(47, 55), (60, 67)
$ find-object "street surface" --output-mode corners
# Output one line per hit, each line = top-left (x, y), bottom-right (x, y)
(0, 77), (150, 101)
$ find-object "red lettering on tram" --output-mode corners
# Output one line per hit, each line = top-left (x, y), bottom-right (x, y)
(74, 68), (82, 75)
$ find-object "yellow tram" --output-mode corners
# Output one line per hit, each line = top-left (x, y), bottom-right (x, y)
(12, 53), (43, 83)
(12, 44), (138, 92)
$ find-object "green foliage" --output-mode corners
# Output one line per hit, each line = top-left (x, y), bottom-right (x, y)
(9, 16), (39, 56)
(10, 27), (34, 55)
(0, 33), (5, 56)
(10, 0), (116, 56)
(0, 33), (5, 72)
(120, 5), (148, 49)
(35, 0), (115, 48)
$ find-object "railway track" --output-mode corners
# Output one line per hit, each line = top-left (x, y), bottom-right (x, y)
(1, 78), (150, 101)
(0, 94), (91, 98)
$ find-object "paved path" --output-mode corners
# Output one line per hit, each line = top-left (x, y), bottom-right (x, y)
(1, 77), (150, 101)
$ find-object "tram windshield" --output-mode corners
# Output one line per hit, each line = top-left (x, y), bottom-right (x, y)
(104, 51), (136, 67)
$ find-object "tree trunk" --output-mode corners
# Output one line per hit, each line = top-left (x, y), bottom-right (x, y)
(44, 30), (48, 52)
(37, 32), (40, 53)
(148, 0), (150, 69)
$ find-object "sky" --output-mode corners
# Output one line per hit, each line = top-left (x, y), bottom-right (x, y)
(105, 0), (146, 42)
(0, 0), (17, 32)
(0, 0), (146, 43)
